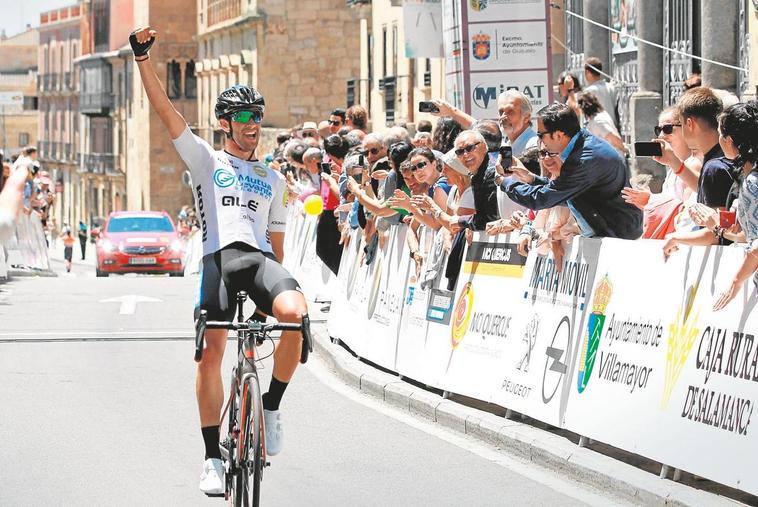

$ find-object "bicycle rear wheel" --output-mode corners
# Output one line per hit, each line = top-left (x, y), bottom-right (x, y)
(234, 374), (264, 507)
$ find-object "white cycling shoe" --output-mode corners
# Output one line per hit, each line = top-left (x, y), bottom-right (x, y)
(199, 457), (224, 496)
(264, 409), (284, 456)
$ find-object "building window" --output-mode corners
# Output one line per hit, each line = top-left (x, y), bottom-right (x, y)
(391, 24), (398, 77)
(19, 133), (29, 146)
(185, 61), (197, 98)
(381, 26), (387, 78)
(23, 97), (38, 111)
(167, 60), (182, 99)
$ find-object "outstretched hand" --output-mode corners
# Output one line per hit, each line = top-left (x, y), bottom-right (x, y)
(129, 27), (157, 58)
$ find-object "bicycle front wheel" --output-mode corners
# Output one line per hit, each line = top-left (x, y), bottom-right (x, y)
(234, 374), (264, 507)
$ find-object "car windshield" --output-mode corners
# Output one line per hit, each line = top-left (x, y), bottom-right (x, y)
(107, 216), (174, 233)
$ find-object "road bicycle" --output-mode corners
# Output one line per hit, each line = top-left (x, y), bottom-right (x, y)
(194, 291), (312, 506)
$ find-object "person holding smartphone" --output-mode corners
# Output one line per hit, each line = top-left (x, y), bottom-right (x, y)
(662, 102), (758, 311)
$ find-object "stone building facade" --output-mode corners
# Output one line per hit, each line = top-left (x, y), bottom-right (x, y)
(563, 0), (753, 182)
(348, 0), (445, 132)
(38, 3), (82, 229)
(74, 0), (197, 222)
(0, 28), (39, 160)
(194, 0), (363, 149)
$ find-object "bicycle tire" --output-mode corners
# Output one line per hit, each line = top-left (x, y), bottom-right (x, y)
(234, 374), (264, 507)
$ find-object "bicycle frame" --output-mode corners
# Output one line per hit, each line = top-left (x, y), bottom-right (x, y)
(193, 290), (313, 505)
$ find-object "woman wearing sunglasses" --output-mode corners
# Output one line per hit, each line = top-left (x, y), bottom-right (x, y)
(408, 147), (450, 208)
(621, 107), (699, 238)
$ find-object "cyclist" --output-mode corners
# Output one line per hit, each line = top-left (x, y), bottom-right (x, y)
(131, 27), (309, 495)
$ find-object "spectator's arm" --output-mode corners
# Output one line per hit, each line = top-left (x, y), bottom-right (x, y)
(714, 246), (758, 311)
(662, 228), (718, 259)
(0, 166), (28, 243)
(431, 99), (476, 129)
(411, 207), (442, 231)
(500, 169), (589, 211)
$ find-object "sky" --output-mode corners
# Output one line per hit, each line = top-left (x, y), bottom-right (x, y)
(0, 0), (76, 38)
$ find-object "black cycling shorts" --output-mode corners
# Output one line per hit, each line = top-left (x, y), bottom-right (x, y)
(195, 242), (302, 321)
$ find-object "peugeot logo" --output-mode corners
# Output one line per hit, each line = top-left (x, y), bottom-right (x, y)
(213, 168), (236, 188)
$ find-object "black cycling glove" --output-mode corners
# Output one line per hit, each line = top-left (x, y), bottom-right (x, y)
(129, 30), (155, 58)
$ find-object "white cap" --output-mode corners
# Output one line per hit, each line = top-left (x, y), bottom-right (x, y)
(442, 149), (470, 176)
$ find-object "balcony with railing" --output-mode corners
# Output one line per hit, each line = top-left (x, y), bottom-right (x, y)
(80, 91), (113, 115)
(39, 141), (76, 162)
(38, 72), (77, 93)
(80, 58), (112, 115)
(207, 0), (241, 27)
(79, 153), (121, 176)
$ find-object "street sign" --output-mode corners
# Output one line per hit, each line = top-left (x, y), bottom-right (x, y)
(0, 91), (24, 107)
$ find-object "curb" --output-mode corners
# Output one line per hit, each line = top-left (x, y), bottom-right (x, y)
(311, 324), (740, 507)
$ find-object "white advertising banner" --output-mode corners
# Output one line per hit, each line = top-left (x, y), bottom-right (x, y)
(327, 229), (363, 344)
(563, 240), (758, 496)
(489, 237), (602, 426)
(395, 226), (439, 385)
(435, 233), (529, 401)
(403, 0), (444, 58)
(362, 225), (412, 371)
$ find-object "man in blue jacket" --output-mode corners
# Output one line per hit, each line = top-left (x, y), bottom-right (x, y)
(496, 102), (642, 239)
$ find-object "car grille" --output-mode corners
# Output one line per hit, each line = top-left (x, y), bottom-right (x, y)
(123, 246), (165, 255)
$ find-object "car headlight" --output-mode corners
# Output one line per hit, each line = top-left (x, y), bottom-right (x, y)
(170, 239), (184, 252)
(101, 240), (116, 253)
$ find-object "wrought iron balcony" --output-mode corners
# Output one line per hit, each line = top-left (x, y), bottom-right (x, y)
(80, 91), (113, 116)
(79, 153), (120, 175)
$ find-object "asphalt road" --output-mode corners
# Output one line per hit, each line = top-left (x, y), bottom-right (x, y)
(0, 259), (629, 506)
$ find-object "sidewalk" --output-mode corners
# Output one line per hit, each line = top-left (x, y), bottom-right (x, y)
(311, 324), (750, 506)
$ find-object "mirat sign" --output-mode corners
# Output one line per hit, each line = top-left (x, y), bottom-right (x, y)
(442, 0), (553, 118)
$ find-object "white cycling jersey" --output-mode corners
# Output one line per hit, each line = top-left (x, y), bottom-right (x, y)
(173, 126), (288, 257)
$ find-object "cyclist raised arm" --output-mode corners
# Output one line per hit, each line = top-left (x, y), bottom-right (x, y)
(130, 28), (187, 140)
(131, 26), (309, 497)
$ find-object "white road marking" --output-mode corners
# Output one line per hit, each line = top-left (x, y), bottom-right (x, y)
(98, 294), (163, 314)
(305, 353), (630, 507)
(0, 330), (190, 338)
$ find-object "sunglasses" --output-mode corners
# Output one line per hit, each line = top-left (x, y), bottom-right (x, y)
(538, 149), (560, 159)
(454, 142), (481, 156)
(230, 109), (263, 124)
(410, 160), (429, 172)
(654, 124), (681, 136)
(364, 147), (382, 156)
(301, 131), (316, 138)
(328, 119), (342, 126)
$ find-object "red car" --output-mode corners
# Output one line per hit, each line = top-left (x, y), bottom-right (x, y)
(95, 211), (185, 277)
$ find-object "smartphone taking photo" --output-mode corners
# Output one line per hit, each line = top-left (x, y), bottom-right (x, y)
(319, 162), (332, 175)
(498, 146), (513, 172)
(418, 101), (440, 113)
(634, 142), (663, 157)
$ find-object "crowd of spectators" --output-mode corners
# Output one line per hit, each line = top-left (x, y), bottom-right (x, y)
(0, 146), (58, 248)
(270, 55), (758, 312)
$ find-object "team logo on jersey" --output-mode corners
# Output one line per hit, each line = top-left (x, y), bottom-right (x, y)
(253, 165), (268, 178)
(213, 168), (236, 188)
